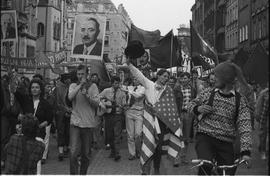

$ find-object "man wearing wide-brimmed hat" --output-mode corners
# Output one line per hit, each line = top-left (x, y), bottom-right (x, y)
(120, 41), (184, 175)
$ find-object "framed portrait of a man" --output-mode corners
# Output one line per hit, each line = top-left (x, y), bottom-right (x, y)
(1, 10), (18, 42)
(71, 14), (106, 60)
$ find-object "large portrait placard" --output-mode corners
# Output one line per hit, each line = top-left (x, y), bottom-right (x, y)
(71, 14), (106, 60)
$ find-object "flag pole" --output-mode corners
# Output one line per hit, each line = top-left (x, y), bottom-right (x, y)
(189, 20), (195, 89)
(189, 20), (194, 73)
(170, 30), (173, 74)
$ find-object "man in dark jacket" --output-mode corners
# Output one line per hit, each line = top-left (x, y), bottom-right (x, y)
(73, 17), (102, 56)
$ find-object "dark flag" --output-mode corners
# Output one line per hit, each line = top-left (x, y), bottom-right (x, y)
(149, 30), (182, 70)
(190, 21), (218, 70)
(233, 48), (250, 71)
(243, 42), (269, 86)
(130, 24), (161, 48)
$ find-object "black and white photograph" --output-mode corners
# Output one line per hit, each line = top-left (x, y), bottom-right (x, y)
(0, 0), (268, 175)
(71, 14), (106, 60)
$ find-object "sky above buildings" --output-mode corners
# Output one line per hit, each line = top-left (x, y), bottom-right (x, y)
(111, 0), (194, 36)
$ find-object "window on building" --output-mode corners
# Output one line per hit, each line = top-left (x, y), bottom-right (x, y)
(242, 27), (245, 41)
(226, 10), (229, 25)
(68, 18), (72, 29)
(262, 17), (266, 37)
(233, 33), (235, 47)
(232, 7), (235, 21)
(234, 31), (238, 46)
(228, 35), (230, 48)
(67, 33), (73, 45)
(68, 18), (74, 29)
(235, 6), (238, 19)
(253, 21), (256, 40)
(53, 22), (60, 40)
(103, 53), (109, 61)
(55, 42), (58, 52)
(106, 20), (110, 31)
(239, 28), (242, 42)
(258, 19), (262, 39)
(230, 8), (233, 22)
(245, 25), (248, 40)
(27, 45), (35, 57)
(37, 23), (45, 36)
(104, 36), (109, 46)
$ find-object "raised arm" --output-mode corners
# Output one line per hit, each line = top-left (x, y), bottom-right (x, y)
(236, 96), (252, 156)
(85, 83), (100, 108)
(128, 64), (152, 89)
(68, 83), (82, 101)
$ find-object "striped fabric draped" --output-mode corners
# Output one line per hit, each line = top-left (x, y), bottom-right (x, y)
(140, 86), (184, 167)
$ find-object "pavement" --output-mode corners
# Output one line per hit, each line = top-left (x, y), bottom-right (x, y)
(41, 125), (268, 175)
(2, 124), (268, 175)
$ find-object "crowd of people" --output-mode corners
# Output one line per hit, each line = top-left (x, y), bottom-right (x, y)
(0, 42), (268, 175)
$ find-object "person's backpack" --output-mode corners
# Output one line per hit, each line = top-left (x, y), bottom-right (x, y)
(206, 89), (241, 124)
(195, 89), (241, 156)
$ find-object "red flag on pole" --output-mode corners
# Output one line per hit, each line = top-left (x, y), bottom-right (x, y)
(130, 24), (161, 48)
(190, 21), (218, 70)
(149, 30), (182, 70)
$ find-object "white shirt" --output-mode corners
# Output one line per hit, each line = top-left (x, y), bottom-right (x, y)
(126, 85), (145, 109)
(128, 64), (166, 105)
(33, 99), (40, 116)
(128, 64), (166, 134)
(83, 42), (97, 55)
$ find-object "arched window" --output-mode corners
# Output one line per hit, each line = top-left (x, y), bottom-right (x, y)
(37, 23), (44, 36)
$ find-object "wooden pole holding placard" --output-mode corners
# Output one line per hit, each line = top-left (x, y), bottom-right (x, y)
(170, 30), (173, 74)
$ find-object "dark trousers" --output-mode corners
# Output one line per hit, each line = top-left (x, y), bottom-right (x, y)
(56, 111), (70, 147)
(69, 125), (93, 175)
(195, 133), (236, 175)
(104, 113), (123, 155)
(141, 119), (166, 174)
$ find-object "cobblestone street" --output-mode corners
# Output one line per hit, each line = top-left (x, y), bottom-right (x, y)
(40, 126), (268, 175)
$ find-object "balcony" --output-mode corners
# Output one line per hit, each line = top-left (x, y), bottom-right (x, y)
(218, 0), (226, 8)
(217, 26), (225, 34)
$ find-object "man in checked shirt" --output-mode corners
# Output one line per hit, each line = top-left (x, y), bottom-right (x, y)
(176, 72), (196, 165)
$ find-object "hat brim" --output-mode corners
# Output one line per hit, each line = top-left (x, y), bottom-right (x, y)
(125, 43), (145, 59)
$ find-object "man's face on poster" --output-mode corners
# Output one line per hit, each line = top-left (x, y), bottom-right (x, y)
(80, 19), (99, 47)
(1, 14), (12, 31)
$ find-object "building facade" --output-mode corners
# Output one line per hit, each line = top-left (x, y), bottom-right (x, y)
(36, 0), (66, 78)
(1, 0), (38, 75)
(191, 0), (204, 36)
(191, 0), (269, 62)
(238, 0), (251, 52)
(225, 0), (238, 56)
(215, 0), (226, 54)
(250, 0), (269, 52)
(203, 0), (216, 47)
(191, 0), (227, 60)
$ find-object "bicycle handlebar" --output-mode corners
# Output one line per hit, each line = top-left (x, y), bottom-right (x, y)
(191, 159), (248, 169)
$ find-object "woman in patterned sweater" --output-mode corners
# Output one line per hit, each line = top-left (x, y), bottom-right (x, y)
(188, 61), (252, 175)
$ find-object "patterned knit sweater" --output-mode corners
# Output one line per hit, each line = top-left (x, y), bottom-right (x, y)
(188, 88), (252, 154)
